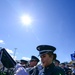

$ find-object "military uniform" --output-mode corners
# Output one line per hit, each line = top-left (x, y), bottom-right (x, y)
(56, 66), (65, 75)
(39, 63), (62, 75)
(14, 64), (28, 75)
(20, 59), (28, 68)
(54, 59), (65, 75)
(26, 56), (40, 75)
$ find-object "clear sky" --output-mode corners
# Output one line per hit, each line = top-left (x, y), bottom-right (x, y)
(0, 0), (75, 63)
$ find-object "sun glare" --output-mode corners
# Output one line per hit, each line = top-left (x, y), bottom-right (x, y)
(21, 15), (32, 26)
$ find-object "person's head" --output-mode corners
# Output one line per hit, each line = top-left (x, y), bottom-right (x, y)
(20, 59), (28, 67)
(54, 59), (60, 66)
(36, 45), (57, 67)
(29, 56), (39, 67)
(61, 63), (65, 68)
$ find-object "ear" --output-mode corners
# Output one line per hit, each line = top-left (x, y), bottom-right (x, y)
(49, 54), (53, 59)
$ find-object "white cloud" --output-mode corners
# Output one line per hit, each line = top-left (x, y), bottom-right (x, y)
(22, 57), (30, 61)
(0, 40), (5, 44)
(6, 48), (13, 54)
(11, 55), (17, 60)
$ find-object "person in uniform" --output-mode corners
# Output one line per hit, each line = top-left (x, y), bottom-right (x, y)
(29, 56), (39, 67)
(26, 55), (40, 75)
(61, 63), (72, 75)
(36, 45), (63, 75)
(20, 59), (28, 68)
(54, 59), (65, 75)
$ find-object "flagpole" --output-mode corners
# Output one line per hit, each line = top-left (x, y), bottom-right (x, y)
(14, 48), (17, 59)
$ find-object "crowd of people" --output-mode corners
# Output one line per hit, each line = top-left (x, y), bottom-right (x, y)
(0, 44), (75, 75)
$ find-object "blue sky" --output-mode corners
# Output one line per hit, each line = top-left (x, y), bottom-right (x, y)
(0, 0), (75, 63)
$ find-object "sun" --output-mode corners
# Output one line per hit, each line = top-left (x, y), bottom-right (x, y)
(21, 15), (32, 26)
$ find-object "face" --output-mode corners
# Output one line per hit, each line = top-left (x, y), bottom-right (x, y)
(29, 60), (37, 67)
(54, 61), (59, 66)
(61, 64), (65, 68)
(40, 53), (53, 67)
(21, 62), (25, 65)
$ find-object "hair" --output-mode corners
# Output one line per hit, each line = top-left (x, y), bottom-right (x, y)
(47, 52), (57, 60)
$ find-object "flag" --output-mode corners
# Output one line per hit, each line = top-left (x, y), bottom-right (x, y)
(71, 53), (75, 61)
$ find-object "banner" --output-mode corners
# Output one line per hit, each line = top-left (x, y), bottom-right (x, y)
(71, 52), (75, 61)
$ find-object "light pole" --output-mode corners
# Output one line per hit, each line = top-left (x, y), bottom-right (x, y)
(14, 48), (17, 59)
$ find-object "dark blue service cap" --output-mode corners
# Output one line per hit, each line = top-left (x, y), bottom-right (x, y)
(30, 56), (39, 62)
(20, 59), (28, 64)
(36, 45), (56, 56)
(55, 59), (60, 64)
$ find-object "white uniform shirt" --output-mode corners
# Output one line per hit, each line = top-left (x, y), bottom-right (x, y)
(14, 64), (28, 75)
